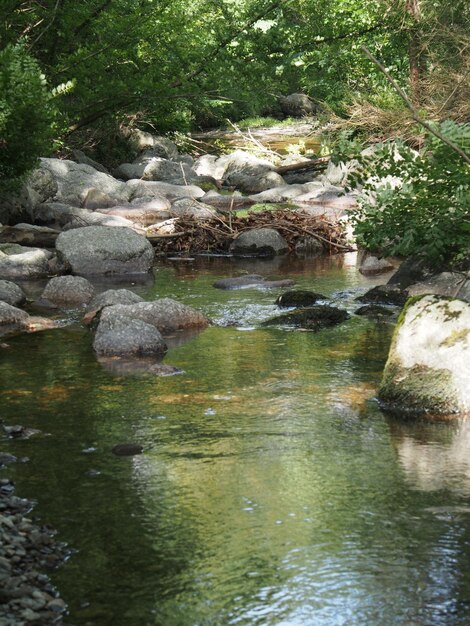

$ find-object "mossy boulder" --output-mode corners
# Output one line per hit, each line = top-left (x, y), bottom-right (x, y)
(262, 305), (349, 330)
(379, 295), (470, 416)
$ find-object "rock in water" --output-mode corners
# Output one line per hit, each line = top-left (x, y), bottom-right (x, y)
(379, 295), (470, 416)
(262, 305), (349, 330)
(112, 443), (143, 456)
(55, 226), (154, 275)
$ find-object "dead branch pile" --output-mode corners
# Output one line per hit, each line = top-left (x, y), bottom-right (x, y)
(152, 209), (352, 256)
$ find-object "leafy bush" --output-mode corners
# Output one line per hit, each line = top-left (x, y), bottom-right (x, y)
(344, 121), (470, 266)
(0, 43), (57, 192)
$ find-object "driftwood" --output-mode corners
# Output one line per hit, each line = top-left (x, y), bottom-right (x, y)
(275, 156), (330, 175)
(0, 226), (60, 248)
(152, 208), (352, 255)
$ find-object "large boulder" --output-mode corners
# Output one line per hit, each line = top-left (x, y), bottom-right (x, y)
(379, 295), (470, 416)
(115, 158), (195, 185)
(230, 228), (288, 257)
(193, 154), (228, 180)
(35, 202), (138, 230)
(0, 280), (26, 306)
(225, 171), (285, 194)
(170, 198), (217, 219)
(0, 244), (52, 280)
(98, 298), (209, 334)
(249, 183), (323, 204)
(39, 158), (130, 207)
(222, 150), (275, 180)
(279, 93), (317, 117)
(40, 276), (95, 307)
(94, 316), (167, 357)
(71, 150), (110, 174)
(126, 179), (205, 201)
(128, 130), (179, 160)
(359, 255), (395, 276)
(96, 201), (171, 226)
(356, 284), (409, 307)
(0, 167), (57, 224)
(407, 272), (469, 302)
(387, 256), (432, 289)
(0, 301), (30, 330)
(55, 226), (154, 275)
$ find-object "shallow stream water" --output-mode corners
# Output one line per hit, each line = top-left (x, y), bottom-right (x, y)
(2, 254), (470, 626)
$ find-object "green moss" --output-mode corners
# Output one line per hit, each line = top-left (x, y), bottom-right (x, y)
(379, 362), (462, 415)
(440, 328), (469, 348)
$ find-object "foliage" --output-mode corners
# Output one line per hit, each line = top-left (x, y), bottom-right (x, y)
(345, 120), (470, 265)
(0, 42), (57, 191)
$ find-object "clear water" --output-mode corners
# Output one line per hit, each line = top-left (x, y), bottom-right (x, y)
(2, 254), (470, 626)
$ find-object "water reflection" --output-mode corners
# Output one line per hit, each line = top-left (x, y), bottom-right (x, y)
(388, 417), (470, 496)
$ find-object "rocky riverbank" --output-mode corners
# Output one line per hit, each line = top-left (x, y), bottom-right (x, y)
(0, 477), (68, 625)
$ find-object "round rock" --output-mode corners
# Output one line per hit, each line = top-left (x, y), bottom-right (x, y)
(55, 226), (155, 275)
(230, 228), (288, 257)
(40, 276), (95, 307)
(0, 280), (26, 307)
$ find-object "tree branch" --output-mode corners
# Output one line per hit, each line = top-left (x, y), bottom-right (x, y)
(360, 44), (470, 166)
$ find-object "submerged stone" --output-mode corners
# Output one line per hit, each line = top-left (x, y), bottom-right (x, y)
(262, 305), (349, 330)
(275, 290), (327, 307)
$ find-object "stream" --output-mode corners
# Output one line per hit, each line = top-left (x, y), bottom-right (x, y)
(1, 253), (470, 626)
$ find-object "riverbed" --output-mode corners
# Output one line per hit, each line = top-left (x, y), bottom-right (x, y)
(2, 253), (470, 626)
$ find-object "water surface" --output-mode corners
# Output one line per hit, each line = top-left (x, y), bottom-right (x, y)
(1, 254), (470, 626)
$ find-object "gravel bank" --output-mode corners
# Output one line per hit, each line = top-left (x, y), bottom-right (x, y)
(0, 477), (69, 625)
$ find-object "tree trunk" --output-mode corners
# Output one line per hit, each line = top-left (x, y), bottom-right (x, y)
(406, 0), (422, 105)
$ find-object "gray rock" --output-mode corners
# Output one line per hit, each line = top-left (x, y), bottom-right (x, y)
(40, 276), (95, 307)
(230, 228), (288, 257)
(96, 203), (171, 225)
(34, 202), (137, 230)
(200, 192), (254, 212)
(262, 305), (349, 330)
(128, 130), (179, 160)
(249, 183), (322, 203)
(222, 150), (274, 179)
(170, 198), (217, 219)
(0, 280), (26, 306)
(407, 272), (469, 302)
(82, 188), (116, 209)
(115, 157), (195, 185)
(193, 154), (227, 180)
(279, 93), (317, 117)
(225, 171), (285, 194)
(0, 245), (52, 280)
(359, 256), (395, 276)
(379, 295), (470, 415)
(126, 179), (205, 201)
(294, 236), (324, 257)
(355, 304), (394, 318)
(83, 288), (144, 324)
(0, 302), (30, 327)
(98, 298), (209, 334)
(39, 158), (130, 207)
(0, 167), (57, 225)
(55, 226), (154, 275)
(71, 150), (110, 174)
(93, 316), (167, 357)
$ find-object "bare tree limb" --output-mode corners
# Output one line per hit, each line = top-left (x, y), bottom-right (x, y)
(360, 44), (470, 166)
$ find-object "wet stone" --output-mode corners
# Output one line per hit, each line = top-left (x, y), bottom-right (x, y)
(112, 443), (144, 456)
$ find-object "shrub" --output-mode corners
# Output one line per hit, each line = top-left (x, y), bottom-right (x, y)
(343, 121), (470, 266)
(0, 42), (57, 192)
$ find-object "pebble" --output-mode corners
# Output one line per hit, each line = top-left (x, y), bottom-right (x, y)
(0, 479), (68, 625)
